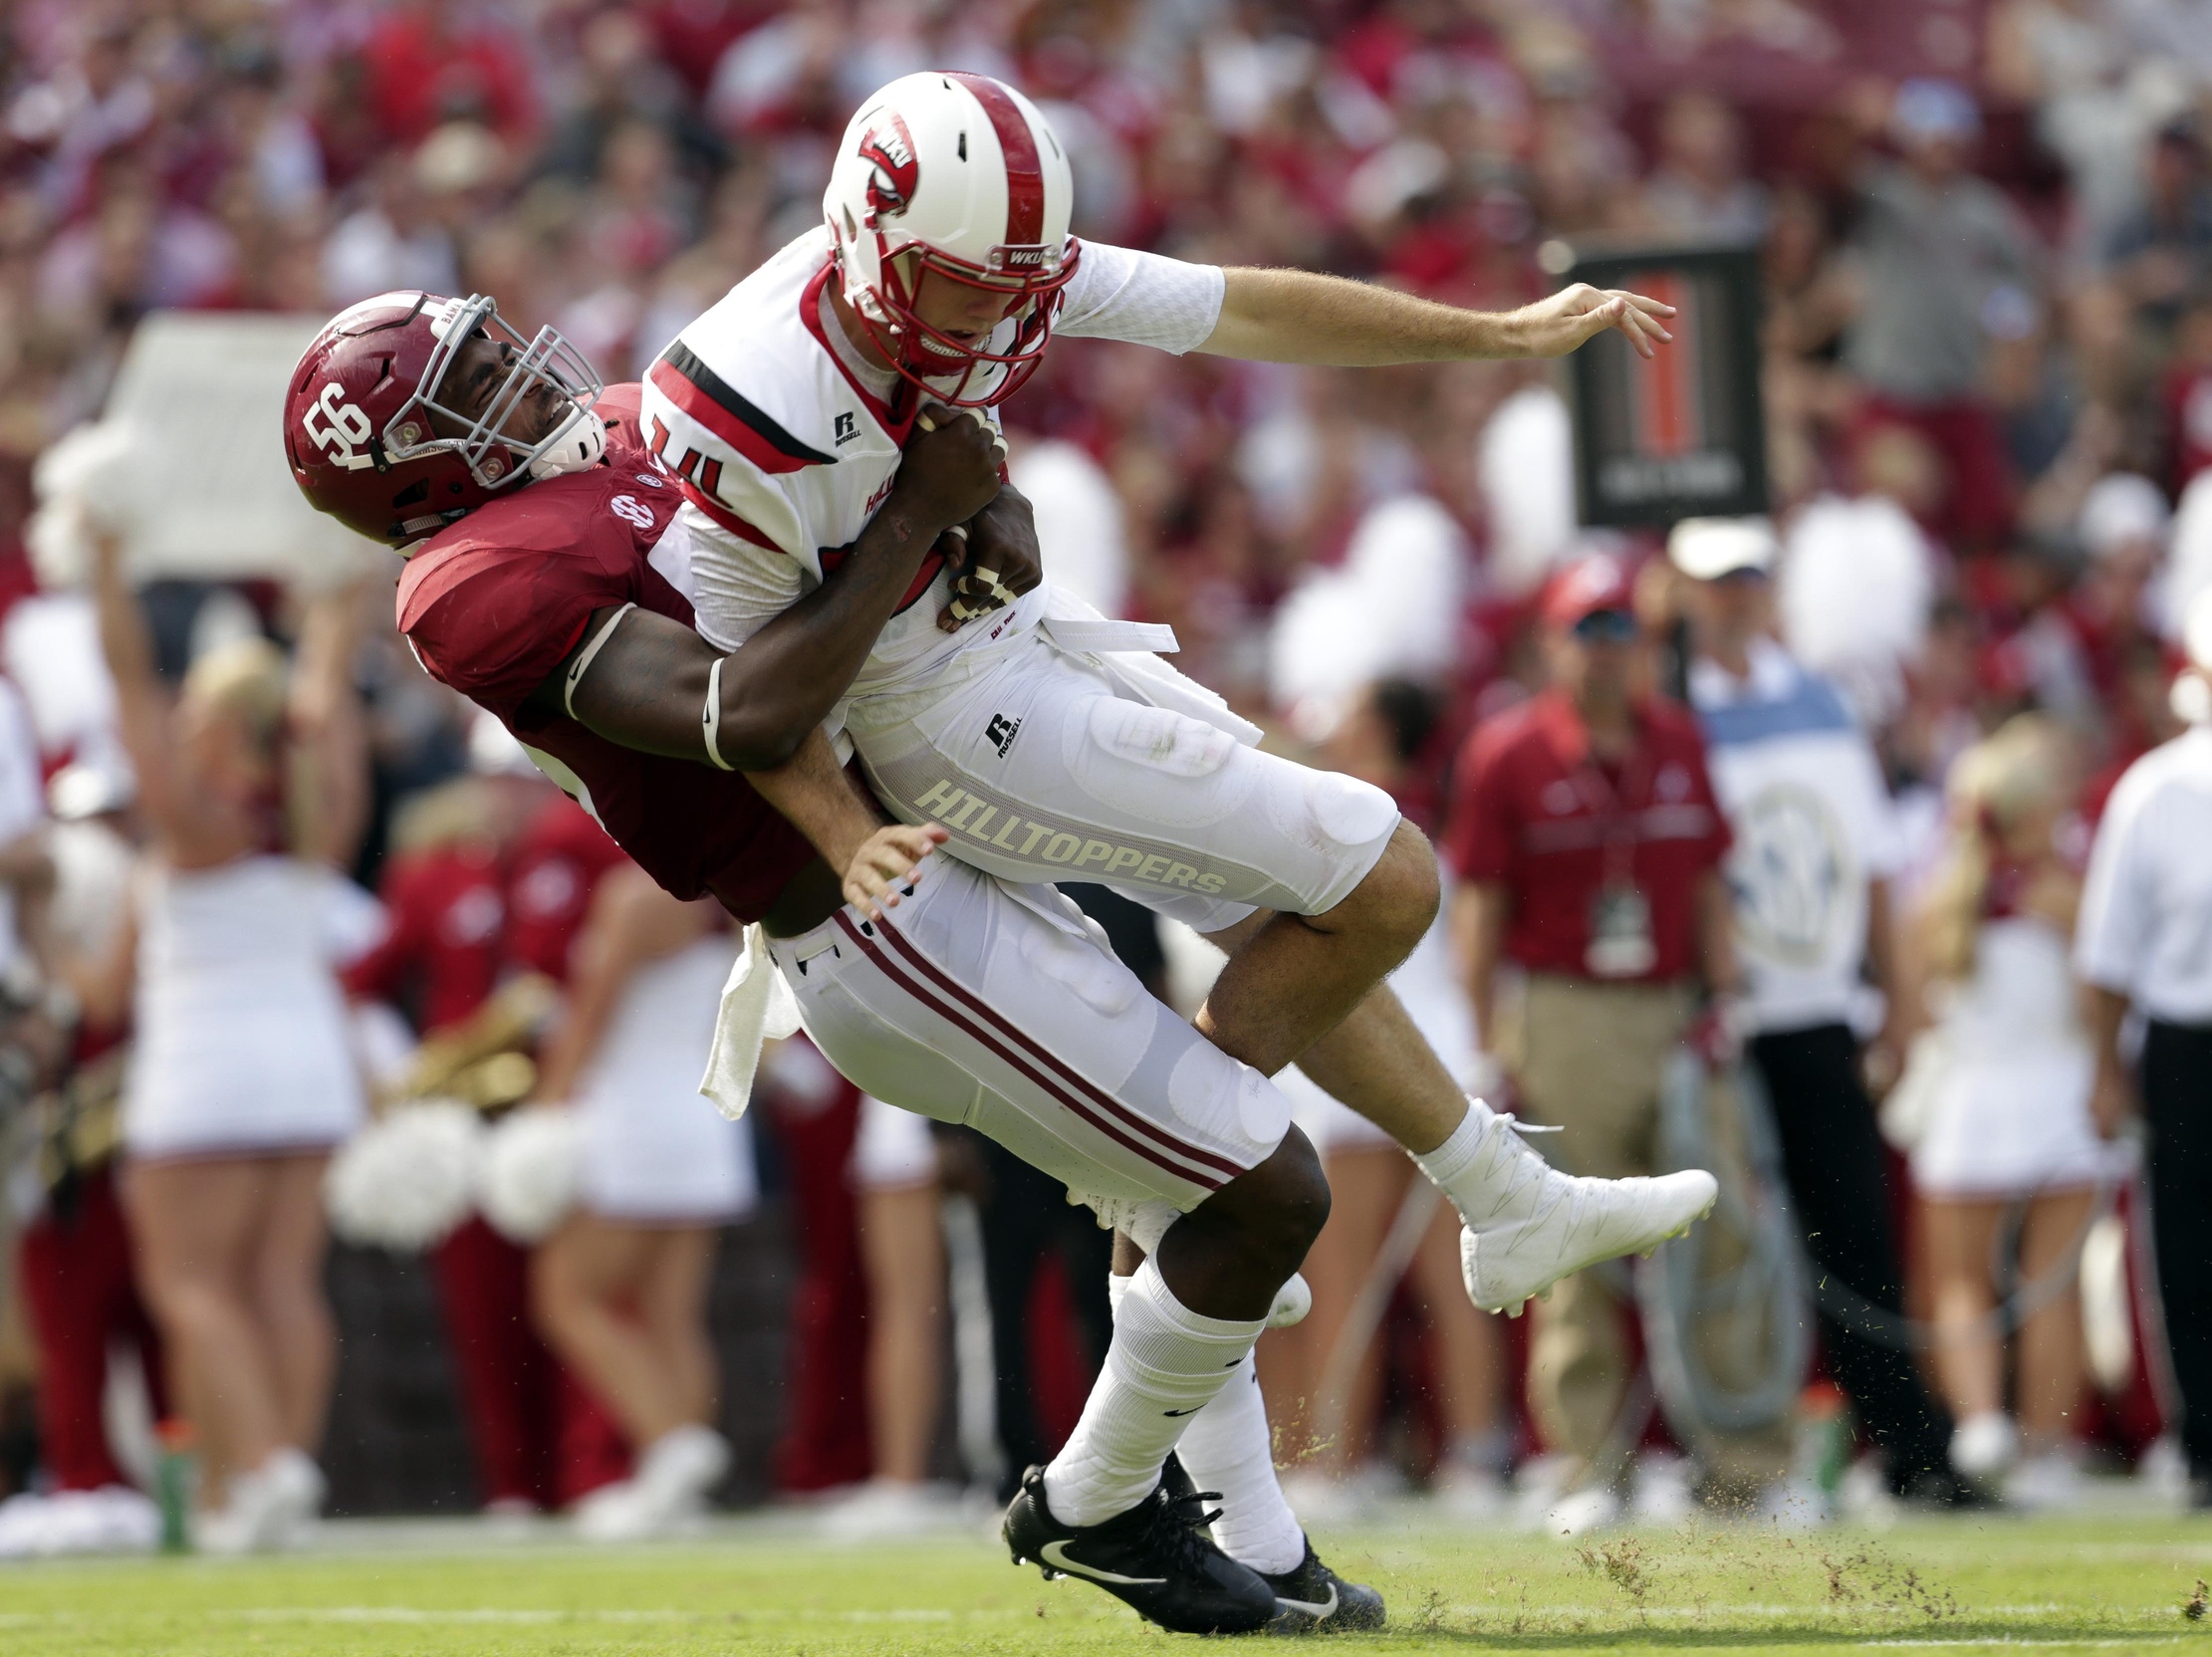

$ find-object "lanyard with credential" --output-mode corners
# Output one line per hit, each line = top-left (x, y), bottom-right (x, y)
(1572, 733), (1658, 978)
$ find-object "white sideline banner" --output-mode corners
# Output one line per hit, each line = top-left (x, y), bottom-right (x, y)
(31, 311), (387, 589)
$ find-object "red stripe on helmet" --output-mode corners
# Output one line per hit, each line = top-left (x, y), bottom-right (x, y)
(949, 73), (1044, 247)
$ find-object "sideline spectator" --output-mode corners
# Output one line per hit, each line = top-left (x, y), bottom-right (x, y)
(1670, 517), (1968, 1506)
(343, 755), (622, 1520)
(1263, 680), (1508, 1521)
(84, 530), (369, 1554)
(1843, 81), (2038, 551)
(817, 1095), (951, 1539)
(2076, 592), (2212, 1508)
(1, 763), (161, 1557)
(529, 866), (747, 1540)
(1908, 715), (2117, 1506)
(1446, 555), (1762, 1528)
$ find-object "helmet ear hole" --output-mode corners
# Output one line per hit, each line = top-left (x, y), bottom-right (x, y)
(842, 204), (858, 238)
(391, 479), (430, 508)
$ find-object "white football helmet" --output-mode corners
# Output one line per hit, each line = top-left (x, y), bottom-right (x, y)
(824, 71), (1079, 407)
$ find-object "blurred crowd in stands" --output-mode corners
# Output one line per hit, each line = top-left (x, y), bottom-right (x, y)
(0, 0), (2210, 1550)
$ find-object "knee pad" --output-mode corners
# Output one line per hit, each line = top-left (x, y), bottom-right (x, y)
(1166, 1045), (1290, 1151)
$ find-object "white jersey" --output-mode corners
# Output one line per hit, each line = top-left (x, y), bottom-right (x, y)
(638, 227), (1223, 695)
(1687, 640), (1903, 1036)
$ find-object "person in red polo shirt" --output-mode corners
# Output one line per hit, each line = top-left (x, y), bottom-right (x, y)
(1445, 553), (1770, 1523)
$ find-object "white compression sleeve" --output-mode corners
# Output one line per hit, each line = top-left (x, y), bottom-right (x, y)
(1106, 1273), (1307, 1575)
(1056, 241), (1226, 355)
(1044, 1258), (1264, 1527)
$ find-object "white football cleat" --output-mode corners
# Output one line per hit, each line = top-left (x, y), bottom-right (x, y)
(196, 1448), (325, 1554)
(574, 1425), (731, 1541)
(1948, 1411), (2018, 1483)
(1452, 1111), (1717, 1315)
(1540, 1484), (1622, 1538)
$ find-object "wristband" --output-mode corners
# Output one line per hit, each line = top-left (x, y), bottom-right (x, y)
(702, 656), (735, 771)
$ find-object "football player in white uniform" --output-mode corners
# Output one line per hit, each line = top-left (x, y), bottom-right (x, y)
(637, 72), (1713, 1606)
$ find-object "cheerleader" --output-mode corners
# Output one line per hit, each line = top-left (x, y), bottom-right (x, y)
(84, 530), (369, 1552)
(1908, 715), (2125, 1507)
(527, 863), (750, 1539)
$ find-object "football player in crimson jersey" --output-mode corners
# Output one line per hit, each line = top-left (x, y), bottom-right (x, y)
(293, 296), (1363, 1630)
(289, 273), (1704, 1630)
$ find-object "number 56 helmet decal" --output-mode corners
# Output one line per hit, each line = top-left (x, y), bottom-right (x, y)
(285, 292), (606, 549)
(824, 72), (1080, 408)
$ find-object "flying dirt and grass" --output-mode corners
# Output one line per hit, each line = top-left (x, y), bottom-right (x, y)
(1, 1514), (2207, 1655)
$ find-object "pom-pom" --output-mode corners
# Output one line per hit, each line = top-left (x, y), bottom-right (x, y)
(1778, 494), (1935, 726)
(1269, 492), (1466, 735)
(324, 1101), (484, 1251)
(1480, 384), (1577, 597)
(26, 419), (149, 587)
(478, 1104), (582, 1243)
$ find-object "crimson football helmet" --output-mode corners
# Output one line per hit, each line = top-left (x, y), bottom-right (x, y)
(286, 292), (606, 548)
(823, 72), (1079, 407)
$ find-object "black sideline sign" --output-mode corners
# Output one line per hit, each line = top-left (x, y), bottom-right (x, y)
(1553, 242), (1767, 528)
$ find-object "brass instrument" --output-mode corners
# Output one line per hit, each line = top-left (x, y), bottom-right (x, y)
(32, 1047), (125, 1196)
(380, 973), (560, 1113)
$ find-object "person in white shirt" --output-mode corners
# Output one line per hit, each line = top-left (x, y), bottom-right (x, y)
(1912, 715), (2118, 1505)
(2077, 588), (2212, 1506)
(1671, 517), (1967, 1506)
(82, 529), (371, 1556)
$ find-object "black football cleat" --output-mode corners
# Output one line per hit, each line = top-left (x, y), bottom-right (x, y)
(1003, 1464), (1279, 1635)
(1262, 1539), (1386, 1634)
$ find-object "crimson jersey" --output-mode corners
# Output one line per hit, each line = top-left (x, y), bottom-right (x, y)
(397, 384), (819, 919)
(504, 796), (628, 984)
(345, 840), (506, 1033)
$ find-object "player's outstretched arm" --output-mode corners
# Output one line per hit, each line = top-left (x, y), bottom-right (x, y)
(1199, 270), (1675, 364)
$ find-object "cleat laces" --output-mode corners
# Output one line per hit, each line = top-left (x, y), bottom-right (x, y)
(1145, 1485), (1228, 1575)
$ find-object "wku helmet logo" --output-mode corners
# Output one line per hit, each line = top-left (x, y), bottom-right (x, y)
(858, 114), (918, 217)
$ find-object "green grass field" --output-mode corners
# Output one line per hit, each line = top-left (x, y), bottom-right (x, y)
(3, 1515), (2209, 1655)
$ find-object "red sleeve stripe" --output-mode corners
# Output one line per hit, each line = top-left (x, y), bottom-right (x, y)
(674, 477), (786, 552)
(950, 73), (1043, 246)
(648, 344), (835, 476)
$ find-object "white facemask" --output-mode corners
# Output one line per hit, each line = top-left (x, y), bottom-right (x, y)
(528, 406), (608, 481)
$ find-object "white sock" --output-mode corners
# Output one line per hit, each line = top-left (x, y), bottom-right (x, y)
(1106, 1273), (1307, 1575)
(1174, 1352), (1308, 1574)
(1412, 1097), (1541, 1228)
(1043, 1259), (1265, 1527)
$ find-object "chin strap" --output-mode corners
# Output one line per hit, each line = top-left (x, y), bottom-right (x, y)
(527, 406), (609, 480)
